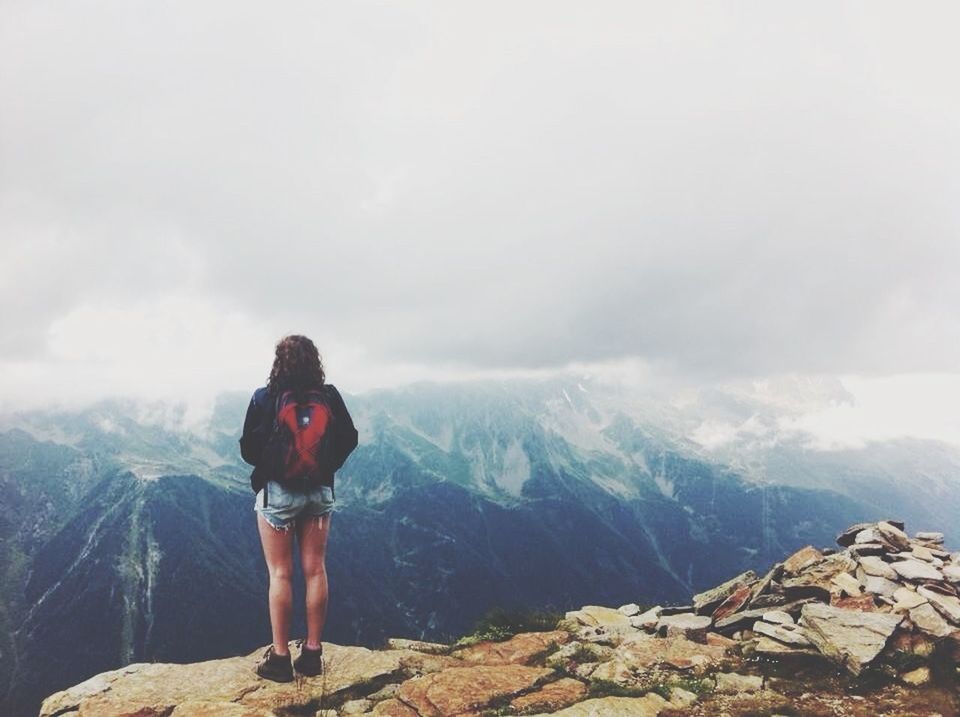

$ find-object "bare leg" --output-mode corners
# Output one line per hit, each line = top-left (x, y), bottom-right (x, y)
(257, 513), (295, 655)
(297, 512), (332, 649)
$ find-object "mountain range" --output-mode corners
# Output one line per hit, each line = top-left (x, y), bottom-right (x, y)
(1, 373), (958, 716)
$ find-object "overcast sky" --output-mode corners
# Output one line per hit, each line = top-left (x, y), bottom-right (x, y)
(2, 2), (960, 447)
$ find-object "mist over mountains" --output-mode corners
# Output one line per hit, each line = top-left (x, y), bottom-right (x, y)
(2, 374), (958, 716)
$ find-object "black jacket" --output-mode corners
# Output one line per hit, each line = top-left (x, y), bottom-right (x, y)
(239, 383), (359, 493)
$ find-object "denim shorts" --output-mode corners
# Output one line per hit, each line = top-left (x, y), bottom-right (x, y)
(254, 478), (335, 531)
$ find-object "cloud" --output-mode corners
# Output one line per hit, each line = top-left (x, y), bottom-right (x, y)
(2, 1), (960, 415)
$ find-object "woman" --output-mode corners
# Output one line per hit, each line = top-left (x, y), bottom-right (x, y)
(239, 334), (358, 682)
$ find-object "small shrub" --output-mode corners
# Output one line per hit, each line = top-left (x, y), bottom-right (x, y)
(587, 678), (649, 699)
(456, 607), (563, 646)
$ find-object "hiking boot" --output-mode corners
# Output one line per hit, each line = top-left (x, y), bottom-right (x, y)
(293, 641), (324, 676)
(255, 645), (293, 682)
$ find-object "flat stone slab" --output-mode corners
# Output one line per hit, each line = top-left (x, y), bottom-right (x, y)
(453, 630), (570, 666)
(40, 643), (427, 717)
(509, 677), (587, 713)
(714, 672), (764, 694)
(862, 575), (900, 598)
(656, 613), (712, 638)
(917, 586), (960, 624)
(783, 546), (823, 575)
(565, 605), (634, 631)
(799, 603), (903, 675)
(616, 632), (727, 672)
(762, 610), (794, 625)
(693, 570), (757, 613)
(857, 555), (897, 580)
(386, 638), (451, 655)
(397, 664), (553, 717)
(535, 694), (670, 717)
(890, 559), (944, 582)
(630, 605), (662, 630)
(752, 620), (812, 647)
(910, 603), (954, 638)
(170, 703), (275, 717)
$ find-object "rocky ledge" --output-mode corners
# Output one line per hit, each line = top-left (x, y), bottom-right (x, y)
(42, 521), (960, 717)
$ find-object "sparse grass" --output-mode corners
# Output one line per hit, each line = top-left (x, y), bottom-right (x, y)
(569, 643), (601, 663)
(454, 607), (564, 647)
(587, 678), (650, 699)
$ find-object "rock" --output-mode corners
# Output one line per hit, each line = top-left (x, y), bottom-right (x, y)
(714, 672), (764, 694)
(747, 563), (784, 606)
(714, 599), (817, 631)
(837, 522), (877, 547)
(544, 641), (614, 670)
(615, 632), (726, 672)
(830, 594), (878, 612)
(901, 666), (932, 686)
(656, 613), (712, 640)
(857, 556), (898, 580)
(889, 630), (937, 658)
(711, 584), (753, 623)
(668, 687), (699, 708)
(917, 586), (960, 624)
(692, 570), (757, 614)
(453, 630), (570, 665)
(397, 664), (552, 717)
(565, 605), (634, 631)
(40, 643), (428, 717)
(944, 566), (960, 584)
(762, 610), (794, 625)
(385, 638), (450, 655)
(892, 587), (927, 611)
(371, 699), (419, 716)
(912, 545), (936, 562)
(629, 606), (662, 630)
(752, 621), (812, 647)
(340, 698), (373, 714)
(862, 575), (901, 598)
(617, 603), (641, 616)
(542, 694), (669, 717)
(849, 543), (887, 557)
(588, 657), (637, 685)
(798, 603), (903, 675)
(753, 636), (820, 657)
(705, 632), (738, 649)
(916, 532), (945, 543)
(509, 677), (587, 713)
(367, 683), (401, 701)
(831, 572), (863, 596)
(855, 528), (885, 545)
(659, 605), (696, 616)
(909, 603), (955, 638)
(876, 521), (911, 551)
(783, 553), (858, 600)
(783, 546), (824, 575)
(169, 703), (275, 717)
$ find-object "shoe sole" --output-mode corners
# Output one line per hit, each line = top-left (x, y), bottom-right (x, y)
(255, 666), (294, 682)
(294, 650), (324, 676)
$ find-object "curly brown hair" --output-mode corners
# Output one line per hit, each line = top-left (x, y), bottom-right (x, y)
(266, 334), (326, 396)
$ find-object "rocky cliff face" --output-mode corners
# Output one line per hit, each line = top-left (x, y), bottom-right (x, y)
(41, 521), (960, 717)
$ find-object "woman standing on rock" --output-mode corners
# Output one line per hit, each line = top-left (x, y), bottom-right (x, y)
(240, 334), (359, 681)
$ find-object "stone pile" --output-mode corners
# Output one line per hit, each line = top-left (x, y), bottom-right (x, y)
(609, 520), (960, 683)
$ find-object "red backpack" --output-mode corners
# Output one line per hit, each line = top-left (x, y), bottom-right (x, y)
(269, 388), (334, 482)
